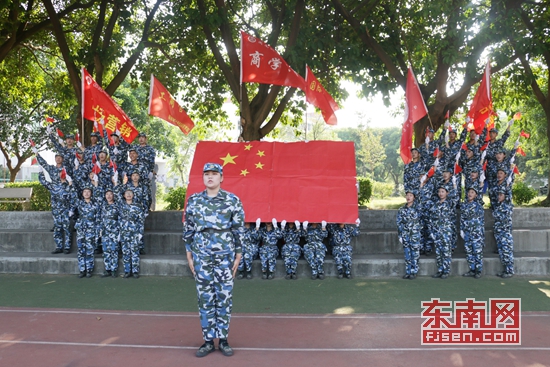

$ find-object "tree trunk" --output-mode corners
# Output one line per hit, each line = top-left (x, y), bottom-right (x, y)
(542, 114), (550, 206)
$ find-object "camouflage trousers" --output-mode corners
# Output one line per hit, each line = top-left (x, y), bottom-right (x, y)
(139, 221), (145, 251)
(192, 252), (234, 341)
(52, 211), (71, 250)
(332, 245), (352, 275)
(121, 231), (140, 274)
(76, 228), (95, 272)
(102, 234), (119, 272)
(464, 231), (484, 273)
(259, 244), (278, 273)
(281, 243), (301, 274)
(434, 230), (452, 274)
(421, 214), (433, 252)
(403, 242), (420, 276)
(495, 230), (514, 274)
(238, 244), (258, 272)
(303, 242), (327, 276)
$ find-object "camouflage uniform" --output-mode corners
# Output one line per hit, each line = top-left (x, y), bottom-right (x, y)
(37, 154), (66, 185)
(396, 201), (421, 277)
(429, 196), (455, 277)
(132, 142), (156, 209)
(105, 130), (130, 168)
(330, 224), (359, 278)
(418, 177), (435, 254)
(83, 133), (104, 163)
(117, 196), (144, 276)
(418, 129), (446, 168)
(39, 172), (73, 252)
(72, 188), (101, 275)
(493, 196), (514, 276)
(281, 225), (303, 278)
(460, 192), (485, 275)
(403, 159), (425, 194)
(303, 224), (328, 278)
(98, 195), (120, 275)
(49, 133), (81, 177)
(182, 188), (245, 342)
(238, 226), (260, 276)
(259, 226), (282, 277)
(121, 179), (150, 252)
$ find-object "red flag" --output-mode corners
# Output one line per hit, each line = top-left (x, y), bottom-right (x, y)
(31, 157), (38, 165)
(461, 143), (468, 150)
(454, 162), (462, 175)
(29, 139), (35, 147)
(185, 141), (358, 223)
(400, 67), (429, 164)
(46, 117), (54, 124)
(520, 130), (530, 139)
(305, 66), (339, 125)
(148, 75), (195, 135)
(240, 31), (306, 91)
(75, 133), (80, 142)
(480, 141), (489, 151)
(513, 165), (520, 175)
(427, 166), (435, 178)
(445, 110), (450, 119)
(482, 160), (487, 171)
(81, 68), (138, 143)
(433, 147), (440, 157)
(92, 153), (97, 166)
(467, 61), (495, 134)
(60, 168), (67, 180)
(92, 164), (101, 175)
(517, 146), (526, 156)
(110, 160), (117, 172)
(56, 129), (64, 138)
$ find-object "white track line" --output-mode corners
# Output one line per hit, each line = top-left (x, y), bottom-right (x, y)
(0, 340), (548, 352)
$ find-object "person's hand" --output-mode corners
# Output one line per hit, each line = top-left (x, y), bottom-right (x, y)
(321, 220), (327, 230)
(281, 220), (287, 229)
(256, 218), (261, 229)
(272, 218), (277, 227)
(186, 251), (195, 277)
(294, 220), (300, 229)
(66, 175), (73, 184)
(303, 221), (309, 229)
(444, 120), (450, 129)
(232, 253), (242, 278)
(76, 141), (82, 148)
(356, 218), (360, 226)
(99, 118), (105, 126)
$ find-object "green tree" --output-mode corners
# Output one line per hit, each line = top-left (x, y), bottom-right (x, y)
(376, 127), (403, 194)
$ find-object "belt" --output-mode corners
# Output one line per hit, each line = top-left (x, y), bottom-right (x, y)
(201, 228), (232, 234)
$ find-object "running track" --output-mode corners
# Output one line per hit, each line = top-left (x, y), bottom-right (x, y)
(0, 308), (549, 367)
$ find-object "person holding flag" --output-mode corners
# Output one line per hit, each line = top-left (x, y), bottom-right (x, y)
(47, 125), (83, 177)
(132, 132), (156, 211)
(106, 130), (130, 171)
(84, 130), (104, 163)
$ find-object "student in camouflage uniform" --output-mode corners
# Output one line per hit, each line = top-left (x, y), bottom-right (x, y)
(403, 148), (424, 194)
(106, 130), (129, 169)
(39, 170), (73, 254)
(418, 172), (436, 255)
(418, 127), (446, 168)
(460, 187), (485, 278)
(303, 221), (329, 280)
(397, 191), (422, 279)
(489, 169), (512, 209)
(493, 189), (514, 278)
(98, 188), (120, 278)
(115, 187), (145, 279)
(259, 219), (282, 280)
(36, 152), (66, 184)
(182, 163), (244, 358)
(84, 131), (104, 163)
(281, 220), (303, 280)
(236, 222), (260, 279)
(430, 187), (455, 279)
(48, 131), (82, 177)
(132, 132), (156, 210)
(122, 170), (150, 254)
(71, 185), (101, 278)
(330, 220), (360, 279)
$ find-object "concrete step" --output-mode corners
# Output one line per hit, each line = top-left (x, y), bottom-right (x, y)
(0, 252), (548, 277)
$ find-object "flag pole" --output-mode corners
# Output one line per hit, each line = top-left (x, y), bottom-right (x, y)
(80, 68), (85, 148)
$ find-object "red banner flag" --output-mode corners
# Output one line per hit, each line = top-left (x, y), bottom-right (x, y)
(31, 157), (38, 165)
(185, 141), (358, 223)
(517, 146), (526, 156)
(46, 116), (54, 124)
(240, 31), (306, 92)
(305, 66), (339, 125)
(454, 162), (462, 175)
(81, 68), (138, 143)
(513, 165), (520, 175)
(467, 61), (495, 135)
(148, 75), (195, 135)
(56, 129), (64, 138)
(400, 67), (428, 164)
(60, 167), (67, 180)
(520, 130), (530, 139)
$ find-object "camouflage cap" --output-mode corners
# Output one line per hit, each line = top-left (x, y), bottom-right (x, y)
(138, 132), (147, 137)
(495, 146), (506, 155)
(65, 134), (75, 140)
(203, 162), (223, 174)
(410, 147), (419, 152)
(54, 152), (63, 158)
(427, 128), (435, 133)
(437, 186), (449, 192)
(405, 190), (417, 197)
(490, 128), (498, 134)
(90, 131), (100, 138)
(466, 186), (479, 194)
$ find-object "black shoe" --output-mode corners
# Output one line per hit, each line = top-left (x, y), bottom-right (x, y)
(94, 248), (102, 255)
(267, 272), (274, 280)
(86, 271), (92, 278)
(285, 274), (291, 280)
(409, 274), (416, 280)
(63, 249), (70, 254)
(195, 342), (215, 358)
(246, 271), (252, 280)
(462, 270), (475, 277)
(432, 272), (442, 278)
(51, 248), (63, 254)
(101, 271), (112, 278)
(425, 250), (432, 256)
(474, 272), (481, 279)
(139, 249), (146, 255)
(78, 271), (86, 278)
(318, 273), (325, 280)
(262, 272), (267, 279)
(291, 273), (297, 280)
(345, 273), (352, 279)
(311, 274), (318, 280)
(50, 226), (54, 232)
(493, 249), (499, 254)
(123, 272), (131, 278)
(338, 272), (344, 279)
(111, 271), (118, 278)
(441, 273), (449, 279)
(236, 271), (244, 280)
(419, 249), (426, 255)
(133, 273), (139, 279)
(501, 272), (513, 278)
(218, 340), (233, 357)
(403, 274), (410, 279)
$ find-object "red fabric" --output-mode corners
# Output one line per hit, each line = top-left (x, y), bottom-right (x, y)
(454, 163), (462, 175)
(29, 139), (35, 147)
(433, 147), (439, 157)
(517, 146), (526, 156)
(148, 75), (194, 135)
(513, 165), (520, 175)
(240, 31), (306, 91)
(185, 141), (358, 223)
(46, 117), (54, 123)
(427, 166), (435, 178)
(305, 66), (339, 125)
(482, 160), (487, 171)
(57, 129), (64, 138)
(520, 130), (530, 139)
(31, 157), (37, 165)
(461, 143), (468, 150)
(60, 168), (67, 180)
(467, 61), (495, 135)
(400, 67), (428, 164)
(480, 142), (489, 151)
(75, 133), (80, 142)
(92, 162), (101, 175)
(81, 68), (138, 143)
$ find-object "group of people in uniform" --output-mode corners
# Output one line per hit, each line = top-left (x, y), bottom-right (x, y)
(397, 116), (519, 280)
(34, 121), (156, 279)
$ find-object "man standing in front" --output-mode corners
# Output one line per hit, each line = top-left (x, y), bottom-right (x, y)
(183, 163), (244, 358)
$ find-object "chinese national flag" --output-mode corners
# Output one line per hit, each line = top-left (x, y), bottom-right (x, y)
(81, 68), (138, 143)
(148, 75), (194, 135)
(185, 141), (358, 223)
(467, 61), (495, 135)
(400, 67), (428, 164)
(305, 66), (339, 125)
(240, 31), (306, 92)
(517, 146), (526, 156)
(454, 162), (462, 175)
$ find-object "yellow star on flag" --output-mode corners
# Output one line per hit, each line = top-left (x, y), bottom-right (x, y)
(240, 169), (249, 176)
(244, 144), (252, 151)
(255, 162), (264, 169)
(257, 150), (265, 157)
(220, 153), (238, 166)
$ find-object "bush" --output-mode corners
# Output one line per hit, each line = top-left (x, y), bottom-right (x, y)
(372, 181), (394, 199)
(164, 186), (187, 210)
(357, 177), (372, 206)
(512, 181), (537, 205)
(0, 181), (51, 211)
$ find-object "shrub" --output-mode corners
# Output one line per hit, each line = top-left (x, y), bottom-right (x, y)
(164, 186), (187, 210)
(372, 181), (394, 199)
(357, 177), (372, 206)
(0, 181), (51, 211)
(512, 181), (537, 205)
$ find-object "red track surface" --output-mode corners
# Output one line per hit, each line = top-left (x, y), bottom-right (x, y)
(0, 308), (549, 367)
